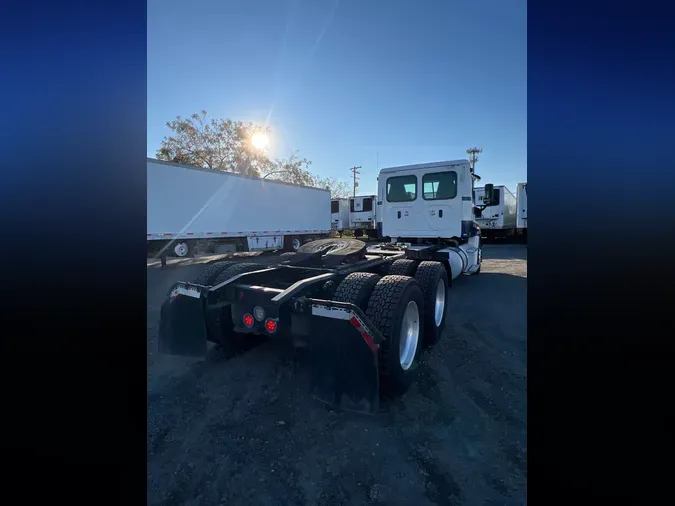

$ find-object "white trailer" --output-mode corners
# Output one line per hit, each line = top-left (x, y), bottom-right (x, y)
(330, 198), (350, 233)
(147, 158), (331, 259)
(349, 194), (378, 238)
(473, 185), (517, 239)
(516, 182), (527, 228)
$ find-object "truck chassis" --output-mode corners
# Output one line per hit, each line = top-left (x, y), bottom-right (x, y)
(159, 238), (478, 413)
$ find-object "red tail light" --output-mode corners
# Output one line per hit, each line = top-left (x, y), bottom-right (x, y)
(243, 313), (254, 328)
(265, 319), (277, 333)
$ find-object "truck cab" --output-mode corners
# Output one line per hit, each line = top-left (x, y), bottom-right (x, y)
(377, 160), (475, 241)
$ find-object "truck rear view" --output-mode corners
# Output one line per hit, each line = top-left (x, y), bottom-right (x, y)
(157, 158), (483, 414)
(348, 195), (377, 238)
(330, 198), (350, 233)
(473, 185), (517, 240)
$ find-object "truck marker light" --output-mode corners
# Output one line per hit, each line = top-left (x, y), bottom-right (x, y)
(243, 313), (255, 328)
(253, 306), (266, 321)
(265, 319), (278, 333)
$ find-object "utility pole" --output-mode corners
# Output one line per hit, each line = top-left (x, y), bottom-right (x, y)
(350, 165), (362, 197)
(466, 147), (482, 175)
(466, 147), (483, 192)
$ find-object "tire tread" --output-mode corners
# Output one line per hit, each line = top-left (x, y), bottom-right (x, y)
(414, 261), (448, 346)
(333, 272), (381, 310)
(365, 275), (423, 394)
(388, 259), (418, 276)
(193, 261), (237, 286)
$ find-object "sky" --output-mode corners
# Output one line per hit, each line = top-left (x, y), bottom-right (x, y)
(147, 0), (526, 196)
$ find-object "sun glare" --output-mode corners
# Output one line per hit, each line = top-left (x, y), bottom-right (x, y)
(251, 132), (269, 150)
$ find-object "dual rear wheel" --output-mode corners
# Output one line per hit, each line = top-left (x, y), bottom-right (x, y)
(332, 260), (449, 396)
(191, 257), (450, 395)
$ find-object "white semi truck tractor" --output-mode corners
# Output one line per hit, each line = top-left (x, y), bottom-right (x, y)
(158, 158), (491, 414)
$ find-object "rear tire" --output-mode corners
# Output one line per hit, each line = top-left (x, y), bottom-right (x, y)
(333, 272), (381, 311)
(366, 275), (424, 396)
(211, 262), (262, 286)
(414, 261), (449, 347)
(388, 259), (418, 276)
(192, 261), (237, 286)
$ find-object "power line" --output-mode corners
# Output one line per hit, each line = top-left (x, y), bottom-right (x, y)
(350, 165), (362, 197)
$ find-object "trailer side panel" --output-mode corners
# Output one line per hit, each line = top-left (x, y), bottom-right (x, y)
(147, 159), (331, 240)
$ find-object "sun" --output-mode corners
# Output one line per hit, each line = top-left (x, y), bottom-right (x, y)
(251, 132), (269, 151)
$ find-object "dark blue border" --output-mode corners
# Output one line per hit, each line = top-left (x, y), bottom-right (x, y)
(529, 0), (673, 502)
(1, 1), (146, 504)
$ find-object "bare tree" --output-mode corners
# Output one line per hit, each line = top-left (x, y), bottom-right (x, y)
(156, 111), (270, 177)
(156, 111), (352, 195)
(313, 176), (351, 198)
(262, 155), (351, 197)
(261, 152), (314, 185)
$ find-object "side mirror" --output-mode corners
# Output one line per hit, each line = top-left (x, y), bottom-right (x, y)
(473, 207), (482, 218)
(483, 184), (494, 206)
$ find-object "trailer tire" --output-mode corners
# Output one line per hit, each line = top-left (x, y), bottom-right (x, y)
(333, 272), (381, 311)
(172, 240), (195, 258)
(192, 261), (237, 286)
(414, 261), (449, 346)
(366, 275), (424, 396)
(283, 236), (302, 252)
(388, 259), (418, 276)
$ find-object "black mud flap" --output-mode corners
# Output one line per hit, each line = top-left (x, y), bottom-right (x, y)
(158, 282), (209, 357)
(306, 301), (381, 414)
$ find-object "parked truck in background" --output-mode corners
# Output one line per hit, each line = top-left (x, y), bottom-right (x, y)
(147, 158), (331, 259)
(349, 194), (377, 238)
(157, 158), (487, 413)
(330, 198), (350, 234)
(473, 184), (516, 240)
(516, 182), (527, 242)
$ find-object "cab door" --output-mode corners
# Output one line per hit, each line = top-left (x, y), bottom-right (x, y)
(381, 173), (425, 236)
(419, 170), (457, 232)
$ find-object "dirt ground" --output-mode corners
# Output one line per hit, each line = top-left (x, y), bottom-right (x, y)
(147, 245), (527, 506)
